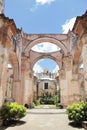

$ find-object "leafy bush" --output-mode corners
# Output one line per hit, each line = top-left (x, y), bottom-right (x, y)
(33, 100), (40, 106)
(67, 102), (87, 124)
(40, 94), (59, 105)
(40, 96), (54, 104)
(0, 102), (27, 125)
(53, 95), (58, 106)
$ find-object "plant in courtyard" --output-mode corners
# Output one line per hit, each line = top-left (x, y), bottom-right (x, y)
(40, 94), (54, 104)
(40, 93), (59, 105)
(33, 99), (40, 106)
(67, 101), (87, 124)
(0, 102), (27, 125)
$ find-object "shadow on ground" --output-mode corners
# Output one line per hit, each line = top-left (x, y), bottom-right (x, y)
(0, 120), (26, 130)
(69, 121), (83, 129)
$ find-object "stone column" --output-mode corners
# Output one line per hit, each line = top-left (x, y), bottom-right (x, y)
(0, 55), (4, 106)
(23, 70), (34, 107)
(71, 62), (81, 103)
(21, 57), (34, 107)
(12, 62), (21, 104)
(63, 56), (73, 105)
(11, 33), (23, 104)
(82, 34), (87, 99)
(0, 47), (8, 106)
(21, 57), (26, 105)
(59, 69), (68, 106)
(6, 77), (13, 99)
(71, 73), (80, 103)
(26, 70), (34, 107)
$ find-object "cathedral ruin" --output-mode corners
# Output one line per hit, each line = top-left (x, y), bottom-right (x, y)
(0, 0), (87, 107)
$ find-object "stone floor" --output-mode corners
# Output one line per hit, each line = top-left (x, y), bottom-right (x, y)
(0, 107), (85, 130)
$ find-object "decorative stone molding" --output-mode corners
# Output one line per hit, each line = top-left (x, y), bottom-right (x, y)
(63, 56), (72, 71)
(71, 32), (78, 50)
(59, 69), (66, 80)
(12, 34), (22, 52)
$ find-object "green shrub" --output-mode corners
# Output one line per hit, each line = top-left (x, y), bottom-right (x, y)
(40, 93), (58, 105)
(0, 102), (27, 125)
(33, 100), (40, 106)
(53, 95), (58, 106)
(67, 102), (87, 124)
(40, 96), (54, 104)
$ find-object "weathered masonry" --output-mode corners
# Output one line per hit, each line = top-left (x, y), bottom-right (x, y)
(0, 0), (4, 14)
(0, 1), (87, 107)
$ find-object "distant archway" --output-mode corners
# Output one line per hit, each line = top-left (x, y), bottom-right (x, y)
(33, 58), (59, 73)
(24, 36), (68, 56)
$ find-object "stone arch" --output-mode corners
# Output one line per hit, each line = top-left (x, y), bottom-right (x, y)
(31, 55), (60, 70)
(24, 37), (68, 56)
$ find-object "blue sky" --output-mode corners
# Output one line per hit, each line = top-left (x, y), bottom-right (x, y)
(5, 0), (87, 73)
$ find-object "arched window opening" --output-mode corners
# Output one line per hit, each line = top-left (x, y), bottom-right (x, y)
(33, 58), (59, 79)
(31, 42), (61, 53)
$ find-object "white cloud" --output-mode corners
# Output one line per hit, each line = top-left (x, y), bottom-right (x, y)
(80, 63), (83, 69)
(33, 62), (43, 73)
(30, 0), (55, 11)
(36, 0), (55, 5)
(52, 65), (59, 73)
(33, 60), (60, 76)
(8, 64), (12, 68)
(32, 42), (60, 53)
(62, 17), (76, 34)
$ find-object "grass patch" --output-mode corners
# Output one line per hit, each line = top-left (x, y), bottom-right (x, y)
(34, 105), (44, 108)
(34, 104), (57, 109)
(48, 105), (57, 108)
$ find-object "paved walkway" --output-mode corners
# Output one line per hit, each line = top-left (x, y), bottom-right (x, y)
(0, 108), (85, 130)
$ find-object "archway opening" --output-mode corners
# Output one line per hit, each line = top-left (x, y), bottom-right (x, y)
(31, 42), (61, 53)
(33, 58), (59, 74)
(33, 58), (60, 108)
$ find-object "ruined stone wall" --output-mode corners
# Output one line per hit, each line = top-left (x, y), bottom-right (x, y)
(0, 0), (4, 14)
